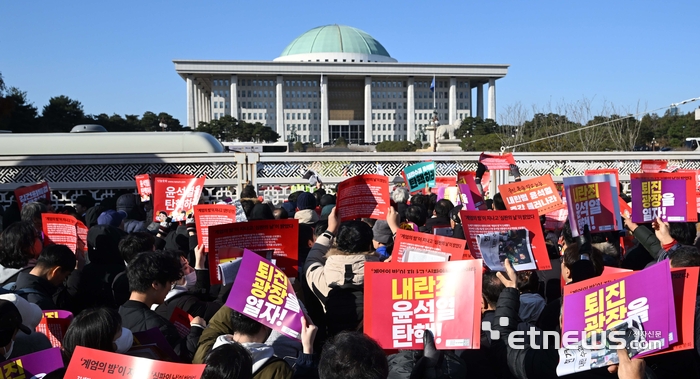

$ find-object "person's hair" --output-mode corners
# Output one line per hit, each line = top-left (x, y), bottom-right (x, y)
(314, 221), (329, 237)
(405, 205), (427, 227)
(669, 222), (697, 246)
(318, 331), (388, 379)
(230, 309), (264, 336)
(670, 245), (700, 268)
(0, 221), (38, 268)
(517, 270), (539, 294)
(482, 271), (506, 308)
(493, 193), (506, 211)
(75, 195), (96, 209)
(410, 194), (428, 210)
(434, 199), (454, 218)
(563, 243), (604, 276)
(249, 203), (274, 220)
(240, 200), (255, 219)
(391, 187), (409, 204)
(561, 220), (575, 246)
(202, 343), (254, 379)
(314, 188), (327, 205)
(288, 191), (303, 203)
(427, 193), (438, 215)
(118, 232), (155, 264)
(299, 223), (315, 249)
(272, 207), (288, 220)
(20, 202), (47, 223)
(241, 185), (257, 199)
(36, 245), (76, 272)
(126, 251), (182, 293)
(335, 221), (373, 254)
(61, 307), (121, 363)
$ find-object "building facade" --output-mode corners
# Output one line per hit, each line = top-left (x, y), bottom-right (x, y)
(174, 25), (508, 145)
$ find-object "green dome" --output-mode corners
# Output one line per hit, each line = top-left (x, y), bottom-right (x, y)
(276, 25), (395, 61)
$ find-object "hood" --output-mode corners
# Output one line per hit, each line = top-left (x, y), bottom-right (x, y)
(87, 225), (127, 264)
(164, 228), (189, 253)
(518, 293), (546, 325)
(213, 336), (274, 373)
(0, 266), (21, 284)
(294, 209), (319, 225)
(150, 285), (188, 311)
(84, 205), (107, 228)
(324, 254), (380, 288)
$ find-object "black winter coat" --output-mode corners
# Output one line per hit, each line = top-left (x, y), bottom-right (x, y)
(118, 300), (202, 363)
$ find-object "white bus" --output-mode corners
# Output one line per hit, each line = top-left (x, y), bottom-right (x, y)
(221, 141), (291, 153)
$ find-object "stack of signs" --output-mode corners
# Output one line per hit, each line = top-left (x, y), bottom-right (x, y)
(478, 153), (516, 170)
(498, 175), (564, 215)
(544, 194), (568, 231)
(438, 176), (486, 211)
(152, 174), (206, 222)
(563, 174), (622, 237)
(41, 214), (88, 254)
(364, 259), (483, 350)
(403, 162), (436, 193)
(460, 210), (551, 271)
(558, 261), (676, 375)
(207, 219), (299, 284)
(135, 174), (152, 202)
(14, 182), (51, 210)
(630, 172), (697, 223)
(457, 170), (490, 193)
(336, 174), (390, 222)
(226, 250), (304, 340)
(193, 204), (238, 253)
(36, 310), (73, 348)
(392, 229), (468, 262)
(0, 348), (64, 379)
(66, 346), (205, 378)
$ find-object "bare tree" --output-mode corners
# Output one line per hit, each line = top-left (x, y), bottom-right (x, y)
(498, 101), (531, 151)
(605, 101), (645, 151)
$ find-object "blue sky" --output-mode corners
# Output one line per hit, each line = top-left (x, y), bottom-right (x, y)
(1, 0), (698, 126)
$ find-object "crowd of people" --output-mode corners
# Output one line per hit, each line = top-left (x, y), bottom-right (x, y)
(0, 165), (698, 379)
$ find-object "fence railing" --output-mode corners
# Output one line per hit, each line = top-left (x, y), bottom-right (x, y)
(0, 151), (698, 209)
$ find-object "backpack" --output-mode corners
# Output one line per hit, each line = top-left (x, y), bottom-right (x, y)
(2, 282), (46, 301)
(324, 284), (364, 337)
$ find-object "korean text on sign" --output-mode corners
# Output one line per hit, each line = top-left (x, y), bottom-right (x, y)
(572, 183), (603, 231)
(391, 274), (456, 348)
(641, 181), (667, 222)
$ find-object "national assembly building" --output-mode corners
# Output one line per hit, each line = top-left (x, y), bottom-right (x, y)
(173, 25), (508, 145)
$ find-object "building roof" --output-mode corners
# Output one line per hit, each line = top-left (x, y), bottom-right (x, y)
(275, 25), (397, 62)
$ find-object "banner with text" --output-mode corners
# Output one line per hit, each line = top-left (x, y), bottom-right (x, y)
(336, 174), (390, 222)
(208, 219), (299, 284)
(460, 210), (551, 270)
(392, 229), (467, 262)
(135, 174), (152, 202)
(152, 175), (206, 222)
(630, 172), (697, 223)
(15, 182), (51, 210)
(0, 347), (64, 379)
(226, 250), (303, 340)
(478, 153), (516, 170)
(563, 174), (622, 237)
(194, 204), (238, 253)
(364, 259), (483, 350)
(498, 175), (564, 215)
(403, 162), (437, 193)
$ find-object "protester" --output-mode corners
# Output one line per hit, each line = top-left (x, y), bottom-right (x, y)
(0, 221), (42, 286)
(73, 195), (96, 222)
(0, 299), (33, 360)
(273, 207), (289, 220)
(318, 331), (388, 379)
(0, 293), (51, 359)
(116, 194), (148, 233)
(201, 342), (254, 379)
(20, 202), (48, 232)
(61, 307), (132, 364)
(14, 244), (75, 310)
(119, 250), (206, 362)
(423, 198), (454, 232)
(295, 192), (319, 225)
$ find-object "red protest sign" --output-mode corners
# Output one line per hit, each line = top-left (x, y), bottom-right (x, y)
(392, 229), (467, 262)
(14, 182), (51, 210)
(36, 310), (73, 348)
(208, 219), (299, 284)
(364, 260), (483, 350)
(619, 196), (632, 216)
(169, 307), (194, 339)
(42, 214), (79, 252)
(544, 194), (568, 231)
(135, 174), (152, 202)
(460, 210), (551, 271)
(478, 153), (515, 170)
(641, 160), (667, 173)
(152, 175), (206, 222)
(498, 175), (564, 215)
(194, 204), (238, 253)
(458, 170), (491, 197)
(65, 346), (205, 378)
(564, 175), (622, 237)
(336, 174), (390, 222)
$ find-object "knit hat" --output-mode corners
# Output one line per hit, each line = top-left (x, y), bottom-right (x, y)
(116, 194), (137, 213)
(281, 202), (296, 218)
(97, 210), (127, 228)
(372, 220), (393, 245)
(296, 192), (316, 210)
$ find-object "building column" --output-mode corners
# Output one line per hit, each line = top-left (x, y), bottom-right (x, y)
(465, 79), (472, 118)
(476, 83), (484, 119)
(407, 77), (415, 142)
(364, 76), (372, 143)
(488, 78), (496, 121)
(320, 75), (329, 145)
(230, 75), (238, 119)
(207, 91), (212, 122)
(187, 76), (195, 128)
(449, 77), (457, 125)
(276, 75), (285, 141)
(194, 85), (201, 127)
